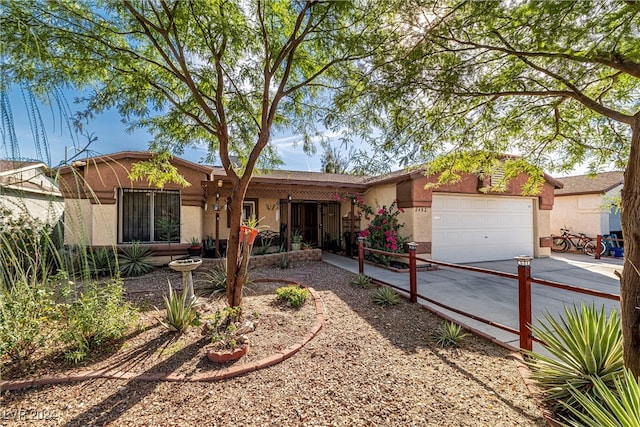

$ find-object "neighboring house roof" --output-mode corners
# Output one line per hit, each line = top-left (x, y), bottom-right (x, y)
(0, 159), (41, 173)
(554, 171), (624, 196)
(0, 160), (62, 197)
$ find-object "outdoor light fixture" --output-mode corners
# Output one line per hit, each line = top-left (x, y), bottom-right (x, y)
(288, 194), (292, 202)
(407, 242), (418, 251)
(514, 255), (532, 267)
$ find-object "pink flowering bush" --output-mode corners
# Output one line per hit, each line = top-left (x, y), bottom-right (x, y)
(360, 199), (407, 266)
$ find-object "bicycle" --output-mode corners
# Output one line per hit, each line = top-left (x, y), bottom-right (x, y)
(551, 228), (606, 256)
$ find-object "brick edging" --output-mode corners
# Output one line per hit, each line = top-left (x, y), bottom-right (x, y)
(510, 353), (561, 427)
(0, 283), (324, 391)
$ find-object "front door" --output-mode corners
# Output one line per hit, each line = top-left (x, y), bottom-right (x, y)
(291, 202), (318, 245)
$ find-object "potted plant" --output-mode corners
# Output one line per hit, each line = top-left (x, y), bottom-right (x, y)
(203, 306), (257, 363)
(291, 229), (302, 250)
(188, 236), (202, 257)
(240, 216), (267, 246)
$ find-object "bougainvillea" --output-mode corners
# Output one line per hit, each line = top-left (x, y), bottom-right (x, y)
(360, 200), (407, 265)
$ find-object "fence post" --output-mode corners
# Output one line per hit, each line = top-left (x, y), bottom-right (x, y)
(515, 256), (533, 351)
(357, 236), (365, 275)
(408, 242), (418, 303)
(595, 235), (602, 259)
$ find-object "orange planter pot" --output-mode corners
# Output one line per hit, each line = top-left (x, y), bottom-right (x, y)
(239, 226), (259, 245)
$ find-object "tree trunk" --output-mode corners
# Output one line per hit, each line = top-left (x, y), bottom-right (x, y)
(620, 115), (640, 377)
(225, 179), (250, 308)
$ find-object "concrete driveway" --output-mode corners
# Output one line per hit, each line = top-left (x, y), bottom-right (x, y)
(323, 252), (623, 351)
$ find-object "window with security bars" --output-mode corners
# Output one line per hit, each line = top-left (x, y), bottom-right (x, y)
(119, 189), (180, 243)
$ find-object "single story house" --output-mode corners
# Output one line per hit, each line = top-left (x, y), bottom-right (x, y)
(549, 171), (624, 240)
(0, 159), (64, 226)
(57, 151), (562, 264)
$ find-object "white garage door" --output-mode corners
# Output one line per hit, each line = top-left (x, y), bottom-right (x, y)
(432, 194), (534, 263)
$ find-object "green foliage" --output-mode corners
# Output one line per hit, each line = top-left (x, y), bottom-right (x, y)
(118, 242), (155, 277)
(0, 272), (66, 365)
(204, 260), (252, 297)
(433, 321), (469, 348)
(349, 274), (372, 288)
(371, 286), (402, 306)
(87, 247), (118, 278)
(278, 253), (291, 270)
(129, 151), (191, 190)
(158, 282), (201, 333)
(59, 279), (137, 363)
(561, 369), (640, 427)
(205, 306), (252, 351)
(0, 209), (64, 288)
(525, 304), (624, 414)
(275, 285), (310, 309)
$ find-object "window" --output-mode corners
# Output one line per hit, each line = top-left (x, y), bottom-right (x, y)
(227, 199), (257, 228)
(119, 189), (180, 243)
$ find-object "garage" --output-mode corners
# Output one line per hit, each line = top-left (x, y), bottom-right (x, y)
(431, 194), (534, 263)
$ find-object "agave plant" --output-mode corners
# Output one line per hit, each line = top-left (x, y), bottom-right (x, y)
(434, 321), (468, 348)
(349, 273), (372, 288)
(87, 247), (118, 277)
(525, 303), (624, 413)
(561, 369), (640, 427)
(371, 286), (401, 306)
(118, 242), (154, 277)
(158, 282), (200, 332)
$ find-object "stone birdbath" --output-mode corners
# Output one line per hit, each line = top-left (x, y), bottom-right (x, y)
(168, 258), (203, 302)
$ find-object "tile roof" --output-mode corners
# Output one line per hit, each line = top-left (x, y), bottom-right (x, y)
(554, 171), (624, 196)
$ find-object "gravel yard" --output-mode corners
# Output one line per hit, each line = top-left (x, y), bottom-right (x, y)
(0, 260), (544, 426)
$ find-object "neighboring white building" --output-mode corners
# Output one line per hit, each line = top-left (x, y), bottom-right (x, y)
(550, 171), (624, 239)
(0, 160), (64, 226)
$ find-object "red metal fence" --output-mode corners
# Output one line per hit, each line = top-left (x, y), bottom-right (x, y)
(356, 238), (620, 351)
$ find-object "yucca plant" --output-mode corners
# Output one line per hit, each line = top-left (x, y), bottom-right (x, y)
(371, 286), (401, 306)
(525, 303), (624, 414)
(158, 282), (201, 332)
(561, 369), (640, 427)
(205, 260), (228, 297)
(434, 321), (468, 348)
(118, 242), (154, 277)
(349, 273), (372, 288)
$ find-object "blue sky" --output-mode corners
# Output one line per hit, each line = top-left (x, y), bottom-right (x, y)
(2, 87), (337, 171)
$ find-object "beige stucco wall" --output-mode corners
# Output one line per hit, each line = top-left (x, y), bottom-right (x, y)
(63, 199), (92, 246)
(550, 194), (608, 236)
(91, 204), (117, 246)
(404, 207), (431, 245)
(534, 199), (551, 258)
(181, 205), (203, 244)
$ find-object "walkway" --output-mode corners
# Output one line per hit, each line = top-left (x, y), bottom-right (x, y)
(323, 252), (623, 351)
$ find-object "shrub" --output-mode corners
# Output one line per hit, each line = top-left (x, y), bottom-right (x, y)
(350, 274), (372, 288)
(433, 321), (468, 348)
(371, 286), (401, 306)
(59, 278), (137, 363)
(275, 285), (310, 309)
(525, 304), (624, 415)
(158, 282), (200, 332)
(562, 369), (640, 427)
(205, 305), (250, 350)
(119, 242), (154, 277)
(0, 274), (62, 365)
